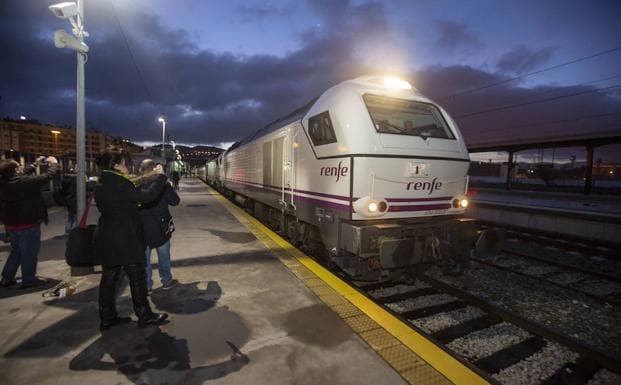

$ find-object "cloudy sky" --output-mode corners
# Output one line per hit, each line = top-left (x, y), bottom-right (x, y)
(1, 0), (620, 152)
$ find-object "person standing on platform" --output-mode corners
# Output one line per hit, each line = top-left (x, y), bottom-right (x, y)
(0, 156), (58, 289)
(171, 170), (180, 190)
(94, 148), (169, 330)
(137, 159), (180, 292)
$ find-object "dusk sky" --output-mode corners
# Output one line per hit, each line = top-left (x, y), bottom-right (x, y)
(1, 0), (620, 152)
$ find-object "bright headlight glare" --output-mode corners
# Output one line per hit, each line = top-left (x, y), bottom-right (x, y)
(383, 76), (412, 90)
(368, 202), (378, 212)
(460, 199), (468, 208)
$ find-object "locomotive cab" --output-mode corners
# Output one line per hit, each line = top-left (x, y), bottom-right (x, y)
(300, 76), (478, 280)
(213, 75), (488, 282)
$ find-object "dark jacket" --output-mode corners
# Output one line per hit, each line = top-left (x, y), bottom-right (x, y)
(0, 164), (58, 226)
(138, 178), (180, 248)
(60, 174), (78, 215)
(94, 171), (167, 267)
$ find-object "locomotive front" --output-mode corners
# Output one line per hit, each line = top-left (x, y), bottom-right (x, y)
(306, 76), (481, 280)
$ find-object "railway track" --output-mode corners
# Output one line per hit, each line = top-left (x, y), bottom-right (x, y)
(471, 251), (621, 306)
(355, 268), (621, 385)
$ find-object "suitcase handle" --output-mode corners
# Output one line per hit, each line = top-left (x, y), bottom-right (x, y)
(78, 194), (94, 229)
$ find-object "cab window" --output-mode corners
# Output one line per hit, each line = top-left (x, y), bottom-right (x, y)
(363, 94), (455, 139)
(308, 111), (337, 146)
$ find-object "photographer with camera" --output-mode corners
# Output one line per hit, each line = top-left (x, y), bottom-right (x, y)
(0, 156), (59, 289)
(136, 159), (180, 292)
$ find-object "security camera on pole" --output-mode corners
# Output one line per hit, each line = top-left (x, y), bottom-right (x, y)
(49, 1), (91, 276)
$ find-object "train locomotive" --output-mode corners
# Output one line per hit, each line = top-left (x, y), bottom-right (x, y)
(205, 75), (486, 281)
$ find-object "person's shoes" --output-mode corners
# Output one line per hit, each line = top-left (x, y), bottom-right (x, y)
(0, 278), (17, 288)
(138, 313), (168, 328)
(19, 277), (48, 289)
(162, 279), (178, 289)
(100, 316), (132, 331)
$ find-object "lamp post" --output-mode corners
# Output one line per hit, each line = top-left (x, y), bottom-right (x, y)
(49, 0), (90, 276)
(158, 115), (166, 160)
(51, 130), (61, 156)
(49, 0), (89, 224)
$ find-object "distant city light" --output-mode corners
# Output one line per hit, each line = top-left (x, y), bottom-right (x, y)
(20, 115), (27, 120)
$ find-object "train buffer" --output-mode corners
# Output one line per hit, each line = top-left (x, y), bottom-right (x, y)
(0, 178), (491, 385)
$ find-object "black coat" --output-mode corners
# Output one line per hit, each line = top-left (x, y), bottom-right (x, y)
(94, 171), (167, 267)
(60, 174), (77, 215)
(138, 180), (180, 248)
(0, 164), (58, 226)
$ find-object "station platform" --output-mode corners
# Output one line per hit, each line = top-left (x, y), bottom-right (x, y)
(469, 187), (621, 217)
(468, 188), (621, 246)
(0, 178), (487, 385)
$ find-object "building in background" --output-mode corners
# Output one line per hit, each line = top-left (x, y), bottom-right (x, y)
(1, 118), (110, 171)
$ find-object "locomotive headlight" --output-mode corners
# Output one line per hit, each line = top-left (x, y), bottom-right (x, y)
(368, 202), (378, 212)
(452, 196), (469, 209)
(383, 76), (412, 90)
(354, 197), (389, 217)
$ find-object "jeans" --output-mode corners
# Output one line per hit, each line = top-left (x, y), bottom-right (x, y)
(145, 240), (173, 289)
(1, 225), (41, 284)
(65, 212), (77, 234)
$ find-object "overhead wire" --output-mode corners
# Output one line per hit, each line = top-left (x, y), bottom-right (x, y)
(502, 111), (621, 131)
(110, 2), (156, 103)
(455, 85), (621, 119)
(438, 47), (621, 102)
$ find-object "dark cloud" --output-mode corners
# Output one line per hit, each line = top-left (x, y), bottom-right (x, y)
(0, 0), (619, 148)
(415, 66), (621, 148)
(0, 0), (378, 144)
(496, 45), (557, 74)
(433, 20), (482, 52)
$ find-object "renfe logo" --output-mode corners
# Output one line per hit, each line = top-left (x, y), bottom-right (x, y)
(320, 160), (349, 182)
(406, 177), (442, 195)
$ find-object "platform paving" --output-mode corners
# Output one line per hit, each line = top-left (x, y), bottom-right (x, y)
(0, 178), (408, 385)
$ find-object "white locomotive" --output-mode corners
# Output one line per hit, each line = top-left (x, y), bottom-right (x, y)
(206, 76), (484, 280)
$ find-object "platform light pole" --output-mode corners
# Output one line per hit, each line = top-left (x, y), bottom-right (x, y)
(49, 0), (89, 222)
(50, 1), (90, 275)
(158, 115), (166, 159)
(51, 130), (61, 156)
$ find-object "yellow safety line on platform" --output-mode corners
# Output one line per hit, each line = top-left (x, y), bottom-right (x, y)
(203, 181), (489, 385)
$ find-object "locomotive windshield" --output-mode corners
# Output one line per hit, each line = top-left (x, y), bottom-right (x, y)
(363, 94), (455, 139)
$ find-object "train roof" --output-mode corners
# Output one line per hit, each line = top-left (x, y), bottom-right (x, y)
(228, 96), (319, 151)
(225, 75), (420, 152)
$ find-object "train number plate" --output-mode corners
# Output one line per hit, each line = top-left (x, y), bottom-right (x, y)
(406, 162), (428, 177)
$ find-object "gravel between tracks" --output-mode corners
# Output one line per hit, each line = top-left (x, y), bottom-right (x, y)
(426, 263), (621, 359)
(447, 322), (531, 361)
(411, 306), (486, 334)
(492, 341), (578, 385)
(385, 293), (456, 313)
(586, 369), (621, 385)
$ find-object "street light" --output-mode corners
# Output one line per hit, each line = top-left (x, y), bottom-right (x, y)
(51, 130), (61, 155)
(49, 0), (89, 227)
(158, 115), (166, 156)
